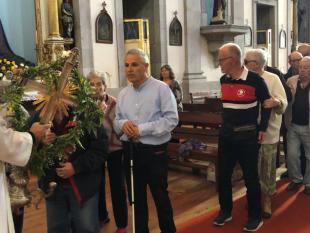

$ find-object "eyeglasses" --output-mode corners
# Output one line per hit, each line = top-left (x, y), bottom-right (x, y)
(218, 56), (233, 63)
(244, 59), (257, 65)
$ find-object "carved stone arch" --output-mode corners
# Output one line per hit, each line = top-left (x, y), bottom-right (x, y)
(95, 2), (113, 43)
(169, 12), (182, 46)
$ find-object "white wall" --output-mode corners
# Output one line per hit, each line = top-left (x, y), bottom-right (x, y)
(90, 0), (119, 88)
(243, 0), (253, 55)
(201, 37), (222, 83)
(166, 0), (185, 83)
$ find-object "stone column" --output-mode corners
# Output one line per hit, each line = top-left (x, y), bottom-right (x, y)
(151, 0), (168, 78)
(292, 0), (298, 51)
(183, 0), (206, 102)
(115, 0), (126, 87)
(72, 0), (93, 75)
(43, 0), (64, 62)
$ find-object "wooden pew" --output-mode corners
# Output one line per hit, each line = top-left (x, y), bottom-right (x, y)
(168, 111), (222, 186)
(183, 98), (222, 113)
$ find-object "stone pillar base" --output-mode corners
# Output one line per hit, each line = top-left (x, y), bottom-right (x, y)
(182, 73), (205, 102)
(182, 73), (221, 102)
(43, 38), (65, 63)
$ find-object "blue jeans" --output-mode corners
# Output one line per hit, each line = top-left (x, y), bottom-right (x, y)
(46, 184), (100, 233)
(287, 124), (310, 186)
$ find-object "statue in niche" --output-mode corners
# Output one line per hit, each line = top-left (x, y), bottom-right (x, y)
(61, 0), (74, 38)
(211, 0), (227, 25)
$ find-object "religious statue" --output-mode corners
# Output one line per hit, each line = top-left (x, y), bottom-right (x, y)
(61, 0), (74, 38)
(211, 0), (227, 25)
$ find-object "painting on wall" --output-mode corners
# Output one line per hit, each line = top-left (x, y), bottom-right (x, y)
(169, 11), (182, 46)
(279, 29), (286, 49)
(124, 21), (139, 40)
(244, 26), (252, 47)
(95, 2), (113, 44)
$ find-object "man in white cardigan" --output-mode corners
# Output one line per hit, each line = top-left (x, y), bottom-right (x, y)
(244, 49), (288, 218)
(0, 119), (52, 233)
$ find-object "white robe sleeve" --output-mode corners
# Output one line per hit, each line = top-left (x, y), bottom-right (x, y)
(0, 123), (33, 167)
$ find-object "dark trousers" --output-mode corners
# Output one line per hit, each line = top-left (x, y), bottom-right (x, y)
(218, 131), (262, 220)
(123, 142), (176, 233)
(98, 149), (128, 228)
(12, 208), (24, 233)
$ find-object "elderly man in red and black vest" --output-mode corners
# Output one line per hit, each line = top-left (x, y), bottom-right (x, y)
(213, 43), (271, 232)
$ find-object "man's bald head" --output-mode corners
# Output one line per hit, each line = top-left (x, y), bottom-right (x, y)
(289, 51), (303, 74)
(289, 51), (303, 61)
(297, 44), (310, 56)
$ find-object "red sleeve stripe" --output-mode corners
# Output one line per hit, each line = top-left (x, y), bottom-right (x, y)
(223, 101), (258, 109)
(221, 83), (257, 102)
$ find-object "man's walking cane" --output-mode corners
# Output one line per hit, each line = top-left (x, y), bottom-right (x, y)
(129, 140), (136, 233)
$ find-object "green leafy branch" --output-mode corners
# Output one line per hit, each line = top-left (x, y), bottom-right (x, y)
(4, 58), (103, 177)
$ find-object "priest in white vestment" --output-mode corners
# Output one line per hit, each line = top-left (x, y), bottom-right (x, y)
(0, 117), (52, 233)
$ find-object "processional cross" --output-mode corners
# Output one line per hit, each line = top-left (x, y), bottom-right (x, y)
(22, 48), (79, 124)
(11, 48), (80, 208)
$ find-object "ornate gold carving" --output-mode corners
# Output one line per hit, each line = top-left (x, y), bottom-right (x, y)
(43, 40), (65, 63)
(34, 0), (44, 64)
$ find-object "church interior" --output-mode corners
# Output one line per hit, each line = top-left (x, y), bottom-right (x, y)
(1, 0), (310, 233)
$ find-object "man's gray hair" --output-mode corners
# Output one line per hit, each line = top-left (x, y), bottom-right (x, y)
(126, 48), (150, 64)
(245, 49), (267, 67)
(86, 70), (107, 86)
(219, 43), (242, 64)
(301, 56), (310, 63)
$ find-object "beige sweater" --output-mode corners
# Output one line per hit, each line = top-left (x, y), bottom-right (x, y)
(261, 71), (288, 144)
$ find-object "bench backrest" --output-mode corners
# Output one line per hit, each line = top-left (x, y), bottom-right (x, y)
(172, 111), (222, 144)
(178, 111), (222, 128)
(183, 99), (222, 113)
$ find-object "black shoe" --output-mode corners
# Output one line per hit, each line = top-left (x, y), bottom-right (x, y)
(243, 218), (263, 232)
(286, 182), (302, 191)
(304, 186), (310, 195)
(262, 212), (272, 219)
(213, 211), (232, 226)
(280, 171), (288, 179)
